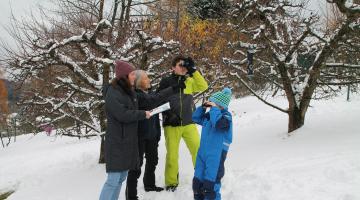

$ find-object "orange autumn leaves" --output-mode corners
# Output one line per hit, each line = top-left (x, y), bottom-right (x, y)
(178, 16), (229, 61)
(148, 14), (234, 63)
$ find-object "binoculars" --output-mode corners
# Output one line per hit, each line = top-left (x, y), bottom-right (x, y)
(202, 103), (212, 108)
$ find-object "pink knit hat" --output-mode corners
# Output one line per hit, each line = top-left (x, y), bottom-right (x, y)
(114, 60), (135, 79)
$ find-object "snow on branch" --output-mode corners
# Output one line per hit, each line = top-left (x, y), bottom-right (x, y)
(56, 77), (102, 97)
(318, 79), (360, 85)
(57, 108), (100, 132)
(28, 19), (112, 59)
(55, 54), (102, 89)
(223, 57), (284, 89)
(51, 91), (76, 112)
(345, 0), (360, 10)
(230, 72), (288, 113)
(326, 63), (360, 68)
(327, 0), (360, 15)
(285, 28), (311, 63)
(32, 95), (101, 132)
(116, 30), (179, 75)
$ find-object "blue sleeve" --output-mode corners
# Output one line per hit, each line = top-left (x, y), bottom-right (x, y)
(209, 108), (232, 132)
(192, 106), (206, 125)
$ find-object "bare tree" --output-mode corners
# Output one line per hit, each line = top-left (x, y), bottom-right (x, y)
(225, 0), (360, 133)
(0, 0), (179, 160)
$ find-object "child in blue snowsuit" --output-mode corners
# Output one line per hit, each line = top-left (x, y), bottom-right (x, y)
(192, 88), (233, 200)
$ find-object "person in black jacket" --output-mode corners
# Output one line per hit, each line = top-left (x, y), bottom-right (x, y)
(126, 70), (165, 200)
(99, 61), (184, 200)
(158, 56), (208, 191)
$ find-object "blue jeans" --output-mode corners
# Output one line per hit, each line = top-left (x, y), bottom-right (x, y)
(99, 171), (128, 200)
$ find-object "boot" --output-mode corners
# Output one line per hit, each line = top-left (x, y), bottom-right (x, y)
(165, 185), (178, 192)
(144, 185), (164, 192)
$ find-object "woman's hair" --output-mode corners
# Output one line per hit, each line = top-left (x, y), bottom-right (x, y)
(171, 55), (186, 67)
(134, 70), (148, 90)
(111, 76), (133, 96)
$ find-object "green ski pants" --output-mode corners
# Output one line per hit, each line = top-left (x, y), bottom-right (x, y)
(164, 124), (200, 186)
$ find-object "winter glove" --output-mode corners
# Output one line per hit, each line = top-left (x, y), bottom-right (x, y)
(216, 116), (230, 131)
(183, 57), (196, 76)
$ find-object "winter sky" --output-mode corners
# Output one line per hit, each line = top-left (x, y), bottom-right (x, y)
(0, 0), (327, 48)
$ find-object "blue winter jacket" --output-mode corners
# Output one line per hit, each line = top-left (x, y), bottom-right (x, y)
(192, 106), (233, 155)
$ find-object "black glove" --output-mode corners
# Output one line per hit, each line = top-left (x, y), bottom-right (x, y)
(172, 76), (186, 92)
(183, 57), (196, 76)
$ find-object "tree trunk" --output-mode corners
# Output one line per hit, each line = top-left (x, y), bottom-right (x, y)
(288, 107), (305, 133)
(0, 131), (5, 148)
(99, 0), (105, 20)
(119, 0), (126, 28)
(98, 63), (110, 164)
(98, 101), (106, 163)
(125, 0), (132, 26)
(174, 0), (180, 39)
(108, 0), (120, 43)
(97, 0), (107, 163)
(158, 0), (164, 37)
(99, 134), (106, 163)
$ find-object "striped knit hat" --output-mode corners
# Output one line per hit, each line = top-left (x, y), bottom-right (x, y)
(209, 87), (232, 109)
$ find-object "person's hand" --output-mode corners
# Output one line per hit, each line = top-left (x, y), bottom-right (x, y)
(202, 102), (211, 108)
(208, 102), (217, 107)
(145, 111), (151, 119)
(202, 101), (216, 108)
(183, 57), (196, 76)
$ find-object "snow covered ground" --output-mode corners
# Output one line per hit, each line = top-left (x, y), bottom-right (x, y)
(1, 93), (359, 200)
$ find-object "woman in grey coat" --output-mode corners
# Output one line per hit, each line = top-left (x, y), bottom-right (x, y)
(99, 60), (185, 200)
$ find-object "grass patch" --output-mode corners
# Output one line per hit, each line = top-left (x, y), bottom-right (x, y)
(0, 190), (15, 200)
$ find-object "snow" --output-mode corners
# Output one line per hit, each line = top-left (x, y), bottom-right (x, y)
(345, 0), (360, 11)
(95, 39), (111, 48)
(1, 94), (360, 200)
(150, 37), (162, 43)
(349, 20), (360, 30)
(326, 63), (360, 68)
(101, 58), (114, 65)
(62, 35), (83, 44)
(57, 54), (103, 89)
(56, 77), (102, 97)
(97, 19), (112, 29)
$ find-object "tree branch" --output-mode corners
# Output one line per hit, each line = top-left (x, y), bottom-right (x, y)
(230, 72), (288, 113)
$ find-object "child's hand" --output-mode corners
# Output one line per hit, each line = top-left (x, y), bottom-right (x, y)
(202, 102), (211, 108)
(202, 101), (216, 108)
(207, 102), (217, 107)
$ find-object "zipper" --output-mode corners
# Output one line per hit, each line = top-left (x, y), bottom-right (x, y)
(178, 76), (183, 126)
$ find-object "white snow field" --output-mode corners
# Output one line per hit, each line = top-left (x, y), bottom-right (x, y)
(1, 93), (359, 200)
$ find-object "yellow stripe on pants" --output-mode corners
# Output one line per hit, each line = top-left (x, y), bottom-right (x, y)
(164, 124), (200, 186)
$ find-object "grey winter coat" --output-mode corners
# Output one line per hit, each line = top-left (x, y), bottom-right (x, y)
(103, 82), (173, 172)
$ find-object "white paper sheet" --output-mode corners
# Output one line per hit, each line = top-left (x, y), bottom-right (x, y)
(150, 102), (171, 116)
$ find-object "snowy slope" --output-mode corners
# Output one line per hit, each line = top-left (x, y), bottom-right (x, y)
(1, 93), (359, 200)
